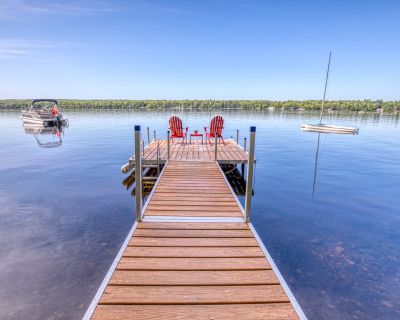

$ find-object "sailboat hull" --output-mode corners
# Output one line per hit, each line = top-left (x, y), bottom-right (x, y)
(301, 124), (359, 134)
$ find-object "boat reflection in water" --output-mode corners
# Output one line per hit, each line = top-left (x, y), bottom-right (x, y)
(23, 124), (66, 148)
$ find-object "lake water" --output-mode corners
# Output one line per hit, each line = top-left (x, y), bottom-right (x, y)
(0, 110), (399, 319)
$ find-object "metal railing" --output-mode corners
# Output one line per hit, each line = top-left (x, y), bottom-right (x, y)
(167, 130), (170, 159)
(214, 132), (218, 161)
(157, 140), (161, 176)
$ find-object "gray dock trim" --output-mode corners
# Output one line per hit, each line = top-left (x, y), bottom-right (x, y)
(216, 161), (245, 214)
(249, 223), (308, 320)
(82, 221), (138, 320)
(141, 160), (168, 215)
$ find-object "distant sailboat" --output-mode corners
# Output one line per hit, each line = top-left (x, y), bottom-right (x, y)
(301, 51), (359, 134)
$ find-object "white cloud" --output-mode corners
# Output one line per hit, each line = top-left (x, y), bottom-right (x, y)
(0, 0), (186, 20)
(0, 39), (83, 60)
(0, 0), (118, 19)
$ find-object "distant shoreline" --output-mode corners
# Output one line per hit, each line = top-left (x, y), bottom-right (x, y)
(0, 99), (399, 112)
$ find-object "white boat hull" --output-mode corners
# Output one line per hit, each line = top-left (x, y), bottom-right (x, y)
(22, 117), (57, 126)
(301, 124), (359, 134)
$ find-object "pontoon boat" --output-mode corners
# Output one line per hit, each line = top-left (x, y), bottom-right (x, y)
(21, 99), (68, 127)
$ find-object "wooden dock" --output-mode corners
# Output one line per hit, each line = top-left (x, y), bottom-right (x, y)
(144, 161), (243, 218)
(131, 139), (249, 165)
(85, 159), (306, 320)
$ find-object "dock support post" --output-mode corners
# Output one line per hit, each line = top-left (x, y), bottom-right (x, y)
(142, 139), (145, 156)
(154, 130), (156, 140)
(214, 132), (218, 161)
(147, 127), (150, 145)
(167, 130), (170, 160)
(236, 129), (239, 144)
(244, 137), (247, 151)
(157, 140), (160, 176)
(134, 125), (143, 222)
(244, 126), (256, 223)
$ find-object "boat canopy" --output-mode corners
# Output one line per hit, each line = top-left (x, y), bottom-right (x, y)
(32, 99), (58, 104)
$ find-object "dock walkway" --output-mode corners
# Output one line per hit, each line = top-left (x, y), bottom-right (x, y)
(86, 161), (304, 319)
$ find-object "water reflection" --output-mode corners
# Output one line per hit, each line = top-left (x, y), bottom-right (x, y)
(312, 133), (321, 196)
(23, 124), (65, 148)
(0, 110), (399, 320)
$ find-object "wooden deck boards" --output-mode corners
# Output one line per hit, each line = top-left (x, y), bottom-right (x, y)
(93, 304), (299, 320)
(144, 161), (243, 218)
(89, 161), (300, 320)
(132, 138), (248, 164)
(92, 222), (299, 319)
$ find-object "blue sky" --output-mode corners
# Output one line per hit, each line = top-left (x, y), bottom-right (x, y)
(0, 0), (399, 100)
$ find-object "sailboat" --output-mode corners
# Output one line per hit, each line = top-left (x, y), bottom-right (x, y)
(301, 51), (359, 134)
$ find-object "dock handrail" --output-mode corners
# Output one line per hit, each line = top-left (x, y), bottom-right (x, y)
(214, 132), (218, 161)
(167, 130), (170, 160)
(157, 140), (160, 176)
(244, 126), (256, 222)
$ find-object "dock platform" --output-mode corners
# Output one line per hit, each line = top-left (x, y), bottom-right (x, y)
(131, 139), (249, 165)
(85, 159), (305, 320)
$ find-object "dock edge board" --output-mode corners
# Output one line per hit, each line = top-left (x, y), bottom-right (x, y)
(249, 223), (308, 320)
(141, 160), (168, 216)
(82, 221), (138, 320)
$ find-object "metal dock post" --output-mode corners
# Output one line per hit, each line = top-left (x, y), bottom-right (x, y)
(244, 126), (256, 223)
(167, 130), (170, 160)
(214, 132), (218, 161)
(134, 125), (143, 222)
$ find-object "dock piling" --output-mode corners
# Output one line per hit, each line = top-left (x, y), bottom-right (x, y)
(236, 129), (239, 144)
(244, 126), (256, 223)
(244, 137), (247, 151)
(157, 141), (160, 176)
(154, 130), (156, 140)
(167, 130), (170, 160)
(147, 127), (150, 145)
(134, 125), (143, 221)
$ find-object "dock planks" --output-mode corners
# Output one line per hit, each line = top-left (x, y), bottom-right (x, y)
(144, 161), (243, 218)
(132, 138), (248, 164)
(89, 161), (301, 320)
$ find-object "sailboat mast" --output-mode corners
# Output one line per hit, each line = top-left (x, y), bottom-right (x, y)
(319, 51), (332, 125)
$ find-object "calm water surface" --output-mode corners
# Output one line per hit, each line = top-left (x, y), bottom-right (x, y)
(0, 110), (399, 319)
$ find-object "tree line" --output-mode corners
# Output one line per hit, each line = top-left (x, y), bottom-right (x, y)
(0, 99), (399, 112)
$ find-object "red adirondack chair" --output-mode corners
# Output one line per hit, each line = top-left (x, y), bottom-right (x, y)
(204, 115), (225, 145)
(169, 116), (188, 144)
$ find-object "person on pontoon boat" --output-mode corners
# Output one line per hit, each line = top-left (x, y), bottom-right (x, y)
(50, 103), (62, 124)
